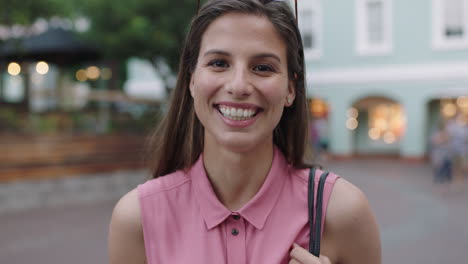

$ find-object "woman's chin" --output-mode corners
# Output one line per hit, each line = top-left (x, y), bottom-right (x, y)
(208, 133), (272, 154)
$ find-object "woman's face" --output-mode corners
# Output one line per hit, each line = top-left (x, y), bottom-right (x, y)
(190, 12), (295, 153)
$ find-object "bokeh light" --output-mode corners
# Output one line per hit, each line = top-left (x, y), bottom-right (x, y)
(36, 61), (49, 75)
(347, 107), (359, 118)
(76, 69), (87, 82)
(86, 66), (100, 80)
(375, 118), (388, 130)
(346, 118), (358, 130)
(368, 128), (380, 140)
(383, 131), (396, 144)
(8, 62), (21, 75)
(456, 96), (468, 108)
(442, 103), (457, 117)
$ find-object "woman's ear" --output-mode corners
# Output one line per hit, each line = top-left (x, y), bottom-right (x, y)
(286, 79), (296, 106)
(189, 74), (195, 98)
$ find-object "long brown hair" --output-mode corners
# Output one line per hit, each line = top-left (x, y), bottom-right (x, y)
(147, 0), (311, 178)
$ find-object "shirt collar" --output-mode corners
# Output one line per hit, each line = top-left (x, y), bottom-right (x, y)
(190, 146), (289, 230)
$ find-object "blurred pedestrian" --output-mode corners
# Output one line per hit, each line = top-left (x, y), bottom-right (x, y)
(314, 117), (329, 162)
(108, 1), (380, 263)
(447, 113), (468, 189)
(430, 121), (452, 184)
(309, 117), (320, 161)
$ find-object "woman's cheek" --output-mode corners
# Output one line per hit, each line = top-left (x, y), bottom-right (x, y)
(196, 73), (222, 96)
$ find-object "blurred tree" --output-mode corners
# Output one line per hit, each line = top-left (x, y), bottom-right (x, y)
(77, 0), (197, 90)
(1, 0), (197, 96)
(0, 0), (73, 26)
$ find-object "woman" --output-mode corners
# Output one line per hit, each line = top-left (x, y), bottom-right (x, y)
(108, 0), (381, 263)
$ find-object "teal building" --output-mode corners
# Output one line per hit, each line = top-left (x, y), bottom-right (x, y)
(297, 0), (468, 159)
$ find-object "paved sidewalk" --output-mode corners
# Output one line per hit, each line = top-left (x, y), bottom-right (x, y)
(326, 158), (468, 263)
(0, 158), (467, 263)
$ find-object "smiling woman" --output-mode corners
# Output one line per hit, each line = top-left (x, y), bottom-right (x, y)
(108, 1), (381, 264)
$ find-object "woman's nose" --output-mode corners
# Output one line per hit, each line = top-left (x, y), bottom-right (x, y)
(225, 67), (252, 97)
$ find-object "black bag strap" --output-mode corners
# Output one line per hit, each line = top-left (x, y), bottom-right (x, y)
(308, 168), (316, 254)
(308, 168), (330, 257)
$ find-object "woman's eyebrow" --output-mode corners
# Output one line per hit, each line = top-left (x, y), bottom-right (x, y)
(203, 49), (230, 57)
(251, 53), (281, 63)
(203, 49), (281, 63)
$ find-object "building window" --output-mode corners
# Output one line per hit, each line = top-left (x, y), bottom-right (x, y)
(301, 10), (315, 49)
(355, 0), (393, 55)
(367, 1), (384, 44)
(445, 0), (465, 37)
(298, 0), (322, 59)
(367, 103), (405, 144)
(433, 0), (468, 50)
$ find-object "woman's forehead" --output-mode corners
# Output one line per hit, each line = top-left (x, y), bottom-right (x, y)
(199, 12), (287, 59)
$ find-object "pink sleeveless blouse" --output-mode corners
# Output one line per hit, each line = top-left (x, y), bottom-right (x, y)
(138, 148), (339, 264)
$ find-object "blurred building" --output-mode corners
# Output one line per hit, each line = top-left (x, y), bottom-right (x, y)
(299, 0), (468, 160)
(123, 58), (167, 101)
(0, 27), (99, 111)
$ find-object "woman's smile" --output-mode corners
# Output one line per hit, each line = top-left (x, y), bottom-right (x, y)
(214, 102), (264, 128)
(218, 105), (258, 121)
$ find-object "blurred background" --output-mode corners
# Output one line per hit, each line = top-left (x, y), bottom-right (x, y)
(0, 0), (467, 263)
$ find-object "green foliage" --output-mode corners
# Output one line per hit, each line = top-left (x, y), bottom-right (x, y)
(77, 0), (197, 72)
(30, 113), (60, 134)
(0, 0), (74, 25)
(1, 0), (197, 73)
(0, 106), (161, 135)
(0, 107), (20, 131)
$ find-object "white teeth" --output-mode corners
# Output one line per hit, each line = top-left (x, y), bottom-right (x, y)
(218, 105), (257, 120)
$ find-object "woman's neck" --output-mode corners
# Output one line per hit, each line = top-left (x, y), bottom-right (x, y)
(203, 139), (274, 211)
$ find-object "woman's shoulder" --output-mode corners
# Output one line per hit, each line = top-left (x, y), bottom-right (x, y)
(138, 170), (191, 199)
(289, 166), (340, 185)
(325, 178), (381, 263)
(108, 188), (147, 263)
(111, 188), (142, 234)
(110, 169), (190, 232)
(327, 178), (370, 225)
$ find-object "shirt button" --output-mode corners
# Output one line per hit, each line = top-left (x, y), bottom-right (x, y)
(232, 215), (240, 220)
(231, 228), (239, 236)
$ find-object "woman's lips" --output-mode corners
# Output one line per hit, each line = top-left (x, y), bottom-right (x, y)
(218, 105), (257, 120)
(214, 103), (263, 127)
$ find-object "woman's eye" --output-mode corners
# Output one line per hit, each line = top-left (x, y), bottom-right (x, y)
(208, 60), (228, 68)
(253, 64), (275, 72)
